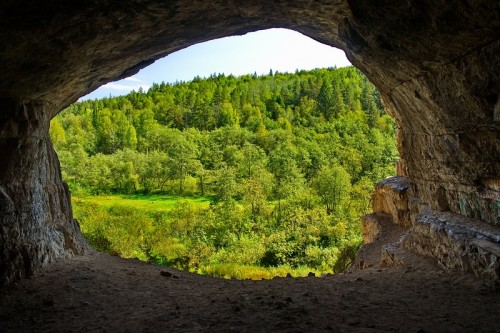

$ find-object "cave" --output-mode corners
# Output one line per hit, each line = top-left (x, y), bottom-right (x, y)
(1, 0), (499, 307)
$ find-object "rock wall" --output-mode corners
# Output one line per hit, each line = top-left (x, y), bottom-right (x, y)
(361, 176), (499, 281)
(384, 39), (500, 226)
(0, 0), (498, 282)
(0, 99), (91, 285)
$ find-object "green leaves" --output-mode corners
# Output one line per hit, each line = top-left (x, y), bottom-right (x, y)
(312, 165), (351, 215)
(55, 66), (398, 279)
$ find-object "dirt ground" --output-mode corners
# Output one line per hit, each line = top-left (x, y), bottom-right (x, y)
(0, 249), (498, 333)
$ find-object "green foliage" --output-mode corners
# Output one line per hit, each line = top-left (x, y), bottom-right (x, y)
(312, 165), (351, 215)
(53, 66), (398, 279)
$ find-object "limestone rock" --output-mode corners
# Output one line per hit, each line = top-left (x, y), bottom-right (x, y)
(354, 212), (407, 270)
(381, 243), (405, 268)
(468, 239), (500, 281)
(404, 207), (500, 280)
(360, 178), (500, 281)
(362, 214), (382, 244)
(372, 177), (413, 227)
(0, 100), (91, 285)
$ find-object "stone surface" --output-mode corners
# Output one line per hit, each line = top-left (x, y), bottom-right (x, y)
(372, 177), (413, 227)
(359, 177), (500, 280)
(404, 207), (500, 280)
(0, 0), (499, 282)
(468, 239), (500, 281)
(0, 100), (91, 285)
(380, 243), (405, 268)
(354, 212), (407, 270)
(362, 213), (383, 244)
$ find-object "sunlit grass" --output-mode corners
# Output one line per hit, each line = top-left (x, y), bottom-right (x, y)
(71, 193), (355, 280)
(73, 194), (213, 212)
(201, 264), (324, 280)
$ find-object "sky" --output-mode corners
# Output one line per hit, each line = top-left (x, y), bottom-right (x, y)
(81, 28), (351, 100)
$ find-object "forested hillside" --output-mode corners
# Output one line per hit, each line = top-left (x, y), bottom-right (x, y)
(51, 66), (399, 278)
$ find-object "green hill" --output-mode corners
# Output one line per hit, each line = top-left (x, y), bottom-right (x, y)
(51, 66), (398, 279)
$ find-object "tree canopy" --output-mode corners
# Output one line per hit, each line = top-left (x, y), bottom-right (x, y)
(51, 66), (399, 278)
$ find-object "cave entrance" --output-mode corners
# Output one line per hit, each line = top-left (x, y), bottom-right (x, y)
(51, 28), (399, 280)
(1, 0), (497, 289)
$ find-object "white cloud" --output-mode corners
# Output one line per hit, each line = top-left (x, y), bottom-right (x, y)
(103, 82), (150, 92)
(81, 76), (150, 100)
(124, 76), (143, 83)
(99, 75), (149, 92)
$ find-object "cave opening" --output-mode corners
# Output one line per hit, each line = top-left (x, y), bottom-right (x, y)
(52, 28), (398, 280)
(0, 1), (499, 331)
(0, 0), (497, 286)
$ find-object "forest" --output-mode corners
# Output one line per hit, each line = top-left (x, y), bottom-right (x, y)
(51, 66), (399, 279)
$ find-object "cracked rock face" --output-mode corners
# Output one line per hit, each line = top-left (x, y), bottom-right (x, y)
(0, 0), (499, 283)
(0, 100), (92, 285)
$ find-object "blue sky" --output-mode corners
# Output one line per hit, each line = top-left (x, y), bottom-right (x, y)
(82, 28), (351, 100)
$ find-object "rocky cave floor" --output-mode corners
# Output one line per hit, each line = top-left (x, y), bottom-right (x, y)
(1, 249), (499, 332)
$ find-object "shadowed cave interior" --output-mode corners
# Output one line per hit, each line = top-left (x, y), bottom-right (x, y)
(0, 1), (499, 331)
